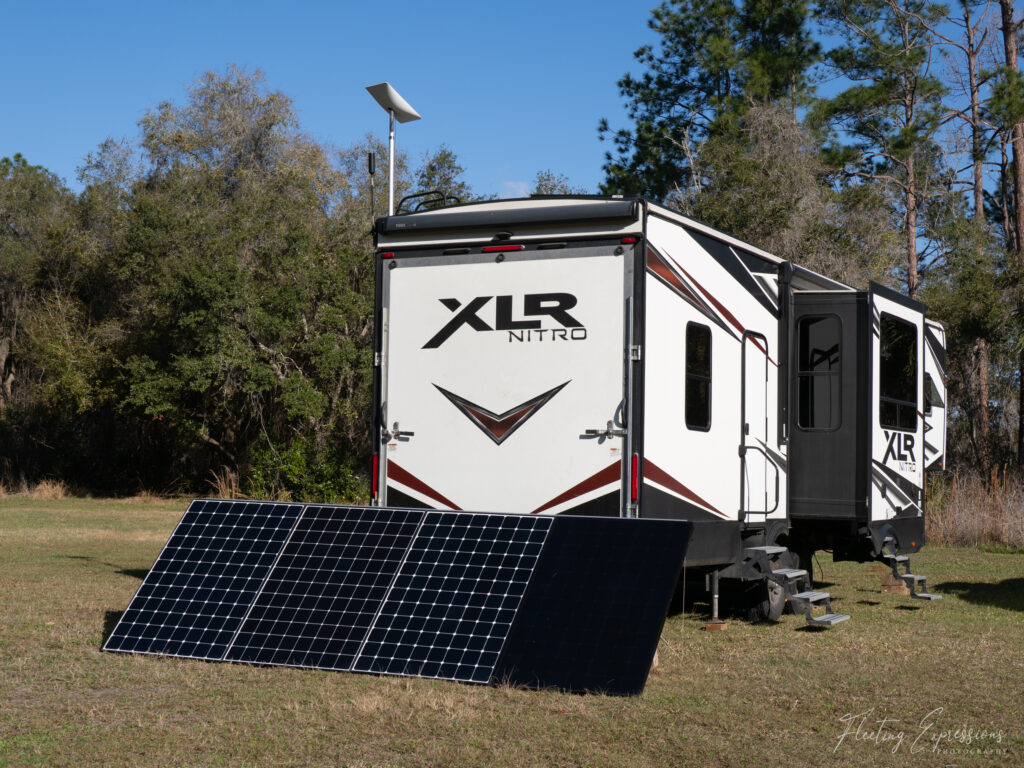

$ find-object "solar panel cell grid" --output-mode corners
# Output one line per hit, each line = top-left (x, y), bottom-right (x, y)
(351, 512), (550, 683)
(102, 499), (303, 659)
(225, 506), (424, 670)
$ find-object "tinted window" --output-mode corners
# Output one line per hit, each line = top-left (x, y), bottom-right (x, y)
(880, 313), (917, 431)
(924, 373), (943, 416)
(797, 316), (840, 430)
(685, 323), (711, 430)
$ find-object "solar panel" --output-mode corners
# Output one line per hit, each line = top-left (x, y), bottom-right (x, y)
(105, 499), (691, 695)
(351, 512), (550, 683)
(102, 499), (302, 659)
(225, 505), (423, 670)
(493, 516), (691, 695)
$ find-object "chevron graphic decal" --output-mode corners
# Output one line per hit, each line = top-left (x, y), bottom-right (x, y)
(434, 381), (570, 445)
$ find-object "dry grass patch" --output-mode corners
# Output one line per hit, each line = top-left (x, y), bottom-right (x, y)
(928, 472), (1024, 549)
(1, 497), (1021, 767)
(27, 479), (69, 500)
(207, 465), (245, 499)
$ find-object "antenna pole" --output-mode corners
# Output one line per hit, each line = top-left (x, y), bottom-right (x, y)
(368, 152), (376, 229)
(365, 82), (419, 217)
(388, 108), (395, 216)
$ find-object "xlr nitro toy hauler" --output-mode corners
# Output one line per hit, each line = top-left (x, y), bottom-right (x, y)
(371, 196), (945, 626)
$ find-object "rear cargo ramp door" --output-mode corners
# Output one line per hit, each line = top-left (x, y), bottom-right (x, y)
(381, 246), (627, 515)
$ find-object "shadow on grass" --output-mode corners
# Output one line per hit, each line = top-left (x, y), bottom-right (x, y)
(118, 567), (150, 580)
(934, 578), (1024, 612)
(59, 554), (149, 581)
(102, 610), (123, 645)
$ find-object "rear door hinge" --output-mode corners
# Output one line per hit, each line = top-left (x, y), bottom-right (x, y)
(630, 345), (642, 361)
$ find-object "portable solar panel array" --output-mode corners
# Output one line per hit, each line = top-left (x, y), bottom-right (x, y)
(104, 499), (691, 695)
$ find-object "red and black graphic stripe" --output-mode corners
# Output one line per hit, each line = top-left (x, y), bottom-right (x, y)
(434, 381), (570, 445)
(645, 246), (733, 337)
(643, 458), (727, 518)
(532, 462), (622, 514)
(387, 460), (461, 510)
(647, 243), (776, 365)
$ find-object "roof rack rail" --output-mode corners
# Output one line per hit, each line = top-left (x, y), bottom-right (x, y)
(396, 190), (461, 214)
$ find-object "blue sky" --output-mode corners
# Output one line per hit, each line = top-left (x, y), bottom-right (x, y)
(1, 0), (657, 198)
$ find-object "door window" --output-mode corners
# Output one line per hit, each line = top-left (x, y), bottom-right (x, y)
(797, 315), (841, 430)
(879, 313), (917, 431)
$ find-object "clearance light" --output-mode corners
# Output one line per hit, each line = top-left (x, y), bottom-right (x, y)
(631, 453), (639, 502)
(482, 244), (526, 253)
(372, 453), (380, 499)
(621, 237), (638, 244)
(380, 252), (396, 259)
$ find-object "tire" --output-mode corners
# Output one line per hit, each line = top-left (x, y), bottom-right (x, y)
(745, 571), (786, 623)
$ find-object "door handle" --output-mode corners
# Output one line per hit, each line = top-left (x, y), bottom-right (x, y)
(383, 421), (415, 441)
(585, 420), (626, 438)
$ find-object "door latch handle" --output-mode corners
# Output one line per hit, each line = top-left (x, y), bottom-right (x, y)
(383, 421), (415, 441)
(585, 420), (626, 438)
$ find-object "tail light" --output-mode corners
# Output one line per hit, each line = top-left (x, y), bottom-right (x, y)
(631, 453), (639, 502)
(482, 244), (525, 253)
(371, 453), (379, 500)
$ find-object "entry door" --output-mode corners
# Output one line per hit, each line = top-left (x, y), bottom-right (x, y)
(788, 293), (867, 519)
(379, 246), (629, 515)
(741, 333), (774, 517)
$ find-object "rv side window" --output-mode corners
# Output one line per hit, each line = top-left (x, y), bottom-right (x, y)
(879, 313), (917, 431)
(685, 323), (711, 431)
(924, 373), (943, 416)
(797, 316), (841, 430)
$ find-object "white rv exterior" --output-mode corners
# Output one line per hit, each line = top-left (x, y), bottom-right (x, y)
(371, 196), (946, 615)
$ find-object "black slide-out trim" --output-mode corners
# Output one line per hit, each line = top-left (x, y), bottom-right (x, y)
(869, 280), (926, 313)
(685, 229), (779, 317)
(925, 325), (947, 377)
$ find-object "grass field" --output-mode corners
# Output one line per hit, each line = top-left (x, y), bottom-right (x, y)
(1, 498), (1021, 767)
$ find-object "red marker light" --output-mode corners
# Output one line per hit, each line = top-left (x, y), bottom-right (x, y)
(482, 244), (526, 253)
(380, 252), (395, 259)
(621, 237), (638, 244)
(631, 453), (639, 502)
(371, 453), (379, 499)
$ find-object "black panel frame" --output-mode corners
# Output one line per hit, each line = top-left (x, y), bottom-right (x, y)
(494, 516), (691, 695)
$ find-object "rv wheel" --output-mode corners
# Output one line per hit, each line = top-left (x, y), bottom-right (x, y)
(745, 574), (786, 623)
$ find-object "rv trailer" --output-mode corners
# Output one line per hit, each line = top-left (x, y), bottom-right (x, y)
(372, 195), (946, 626)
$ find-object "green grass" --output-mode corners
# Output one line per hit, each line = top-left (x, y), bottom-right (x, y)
(1, 498), (1021, 767)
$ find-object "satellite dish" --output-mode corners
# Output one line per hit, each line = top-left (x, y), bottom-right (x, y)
(366, 82), (422, 216)
(366, 82), (422, 124)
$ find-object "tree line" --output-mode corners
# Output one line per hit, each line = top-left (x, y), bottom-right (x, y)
(601, 0), (1024, 481)
(0, 66), (573, 498)
(2, 1), (1022, 499)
